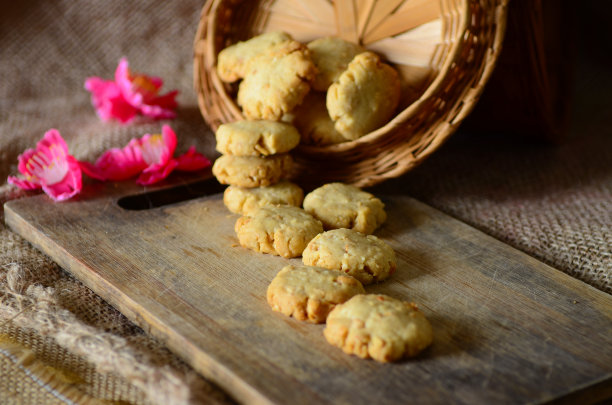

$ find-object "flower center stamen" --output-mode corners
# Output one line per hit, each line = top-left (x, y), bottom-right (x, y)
(131, 74), (158, 97)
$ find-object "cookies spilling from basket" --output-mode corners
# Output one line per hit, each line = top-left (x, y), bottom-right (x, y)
(212, 131), (432, 361)
(210, 32), (431, 363)
(217, 32), (401, 145)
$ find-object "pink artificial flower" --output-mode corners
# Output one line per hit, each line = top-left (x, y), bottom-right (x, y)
(80, 125), (210, 186)
(7, 129), (82, 201)
(84, 58), (178, 123)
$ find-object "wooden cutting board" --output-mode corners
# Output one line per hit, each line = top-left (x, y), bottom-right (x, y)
(4, 172), (612, 404)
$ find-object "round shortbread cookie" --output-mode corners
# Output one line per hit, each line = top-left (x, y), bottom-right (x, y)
(223, 181), (304, 215)
(215, 120), (301, 156)
(303, 183), (386, 234)
(327, 52), (400, 139)
(307, 36), (364, 91)
(212, 154), (293, 188)
(237, 42), (316, 121)
(302, 228), (396, 285)
(216, 31), (293, 83)
(234, 205), (323, 258)
(324, 294), (433, 362)
(292, 92), (348, 146)
(267, 264), (365, 323)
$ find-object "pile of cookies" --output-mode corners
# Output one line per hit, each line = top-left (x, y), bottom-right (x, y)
(218, 175), (433, 362)
(216, 32), (401, 145)
(211, 31), (431, 363)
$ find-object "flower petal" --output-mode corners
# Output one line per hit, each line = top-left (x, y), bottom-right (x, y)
(175, 146), (211, 171)
(85, 76), (138, 123)
(136, 159), (179, 185)
(35, 129), (71, 186)
(7, 175), (41, 190)
(149, 89), (178, 109)
(161, 125), (177, 159)
(139, 103), (177, 120)
(41, 156), (82, 201)
(78, 160), (107, 181)
(39, 128), (69, 157)
(83, 143), (147, 181)
(136, 125), (176, 167)
(114, 57), (178, 120)
(115, 58), (141, 106)
(16, 148), (39, 182)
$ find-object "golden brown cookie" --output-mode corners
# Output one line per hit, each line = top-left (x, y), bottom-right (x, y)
(303, 183), (386, 234)
(212, 154), (293, 188)
(234, 205), (323, 258)
(267, 264), (365, 323)
(216, 31), (293, 83)
(327, 52), (400, 139)
(215, 120), (301, 156)
(307, 37), (364, 91)
(223, 181), (304, 215)
(302, 228), (396, 285)
(292, 92), (348, 146)
(324, 294), (433, 362)
(237, 41), (316, 121)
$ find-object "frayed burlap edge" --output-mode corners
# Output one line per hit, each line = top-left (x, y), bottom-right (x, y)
(0, 334), (108, 405)
(0, 262), (192, 405)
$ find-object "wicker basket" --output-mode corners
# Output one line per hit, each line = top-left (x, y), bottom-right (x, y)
(194, 0), (509, 187)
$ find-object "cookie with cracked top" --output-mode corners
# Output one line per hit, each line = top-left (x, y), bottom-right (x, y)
(307, 36), (364, 91)
(327, 52), (400, 139)
(212, 154), (293, 188)
(267, 264), (364, 323)
(234, 205), (323, 258)
(324, 294), (433, 362)
(216, 31), (293, 83)
(215, 120), (300, 156)
(303, 182), (386, 234)
(237, 41), (316, 121)
(302, 228), (396, 285)
(223, 181), (303, 215)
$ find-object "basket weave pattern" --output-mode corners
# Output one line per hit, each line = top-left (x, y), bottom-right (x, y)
(194, 0), (509, 187)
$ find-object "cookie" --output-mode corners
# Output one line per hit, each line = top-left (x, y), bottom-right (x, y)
(237, 42), (316, 121)
(292, 92), (348, 146)
(216, 31), (293, 83)
(307, 37), (364, 91)
(212, 154), (293, 188)
(223, 181), (304, 215)
(234, 205), (323, 258)
(302, 228), (396, 285)
(303, 183), (386, 234)
(324, 294), (433, 362)
(267, 264), (365, 323)
(327, 52), (400, 139)
(215, 120), (301, 156)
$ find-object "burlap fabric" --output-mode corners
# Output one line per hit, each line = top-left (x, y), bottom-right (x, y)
(0, 0), (610, 403)
(1, 1), (230, 403)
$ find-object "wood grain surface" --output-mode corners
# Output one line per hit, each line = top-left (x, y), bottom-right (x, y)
(4, 173), (612, 404)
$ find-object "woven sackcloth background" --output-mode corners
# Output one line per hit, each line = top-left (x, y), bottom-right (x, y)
(0, 0), (610, 404)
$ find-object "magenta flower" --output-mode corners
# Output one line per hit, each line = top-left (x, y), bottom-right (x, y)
(84, 58), (178, 123)
(7, 129), (82, 201)
(80, 125), (210, 185)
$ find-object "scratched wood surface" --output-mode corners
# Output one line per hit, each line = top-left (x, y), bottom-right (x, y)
(4, 173), (612, 404)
